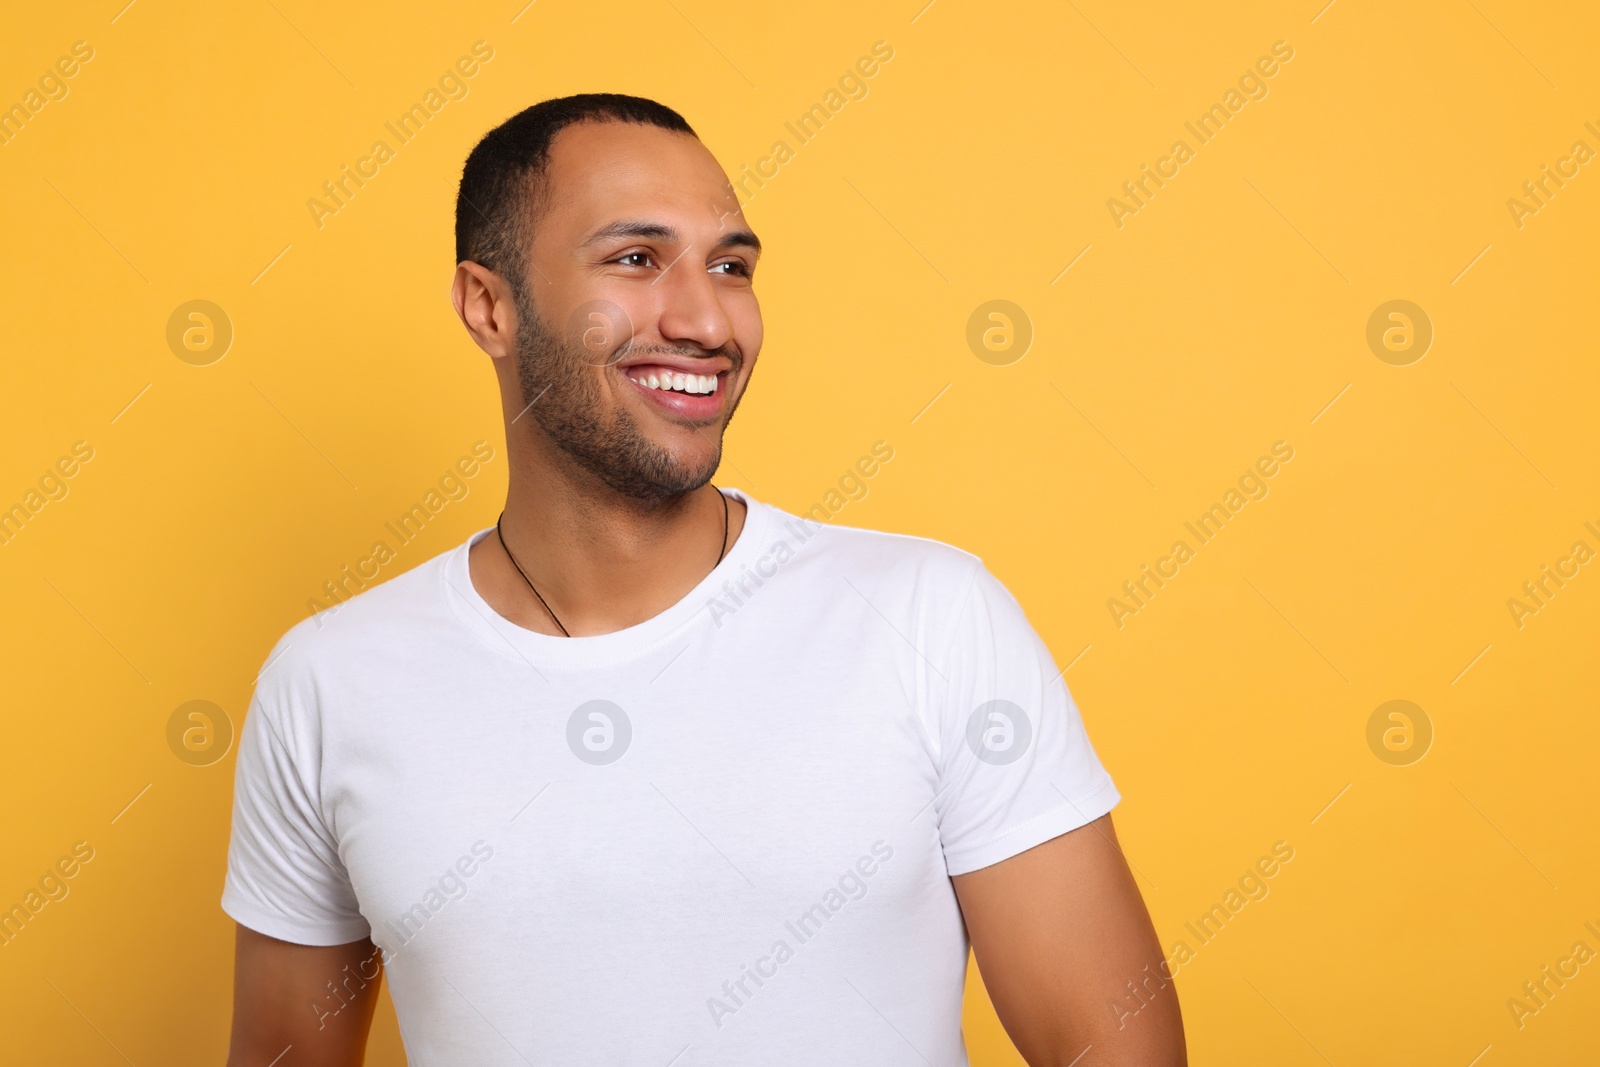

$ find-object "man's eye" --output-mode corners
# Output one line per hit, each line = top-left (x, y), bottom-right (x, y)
(616, 252), (652, 267)
(711, 261), (751, 277)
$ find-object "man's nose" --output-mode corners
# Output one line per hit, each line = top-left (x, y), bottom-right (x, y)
(653, 259), (734, 354)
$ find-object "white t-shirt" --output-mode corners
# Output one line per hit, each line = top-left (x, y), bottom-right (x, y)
(222, 489), (1120, 1066)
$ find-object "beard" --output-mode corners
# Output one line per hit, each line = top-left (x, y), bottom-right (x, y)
(511, 289), (739, 503)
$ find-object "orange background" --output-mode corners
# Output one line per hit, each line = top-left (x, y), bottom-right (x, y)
(2, 0), (1598, 1063)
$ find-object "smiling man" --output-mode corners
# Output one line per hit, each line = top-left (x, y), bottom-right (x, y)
(222, 94), (1185, 1066)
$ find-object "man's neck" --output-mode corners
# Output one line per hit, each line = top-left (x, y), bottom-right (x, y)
(468, 445), (747, 638)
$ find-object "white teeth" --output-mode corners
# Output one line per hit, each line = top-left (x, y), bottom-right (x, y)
(628, 370), (719, 395)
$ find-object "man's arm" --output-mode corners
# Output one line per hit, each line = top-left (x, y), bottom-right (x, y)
(226, 925), (383, 1067)
(951, 814), (1186, 1067)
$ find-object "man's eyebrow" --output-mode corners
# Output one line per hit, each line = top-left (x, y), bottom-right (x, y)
(581, 219), (761, 256)
(714, 230), (762, 256)
(581, 219), (678, 246)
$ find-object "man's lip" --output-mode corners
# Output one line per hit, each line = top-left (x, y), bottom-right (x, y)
(614, 352), (733, 376)
(617, 365), (727, 420)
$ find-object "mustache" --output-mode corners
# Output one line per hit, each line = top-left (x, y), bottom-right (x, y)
(523, 293), (743, 375)
(613, 339), (741, 369)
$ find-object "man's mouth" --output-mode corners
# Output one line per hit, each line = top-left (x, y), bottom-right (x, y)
(617, 362), (727, 420)
(625, 366), (720, 396)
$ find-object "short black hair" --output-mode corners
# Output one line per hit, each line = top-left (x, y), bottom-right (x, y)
(454, 93), (697, 295)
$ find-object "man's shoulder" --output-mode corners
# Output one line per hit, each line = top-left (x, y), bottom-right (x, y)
(251, 534), (469, 704)
(754, 499), (986, 603)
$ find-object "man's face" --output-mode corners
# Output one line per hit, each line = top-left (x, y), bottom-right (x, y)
(511, 121), (762, 502)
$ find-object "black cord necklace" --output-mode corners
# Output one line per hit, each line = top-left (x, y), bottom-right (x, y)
(494, 487), (730, 637)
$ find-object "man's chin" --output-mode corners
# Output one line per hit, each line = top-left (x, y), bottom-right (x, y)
(579, 443), (722, 503)
(645, 455), (722, 499)
(629, 429), (723, 484)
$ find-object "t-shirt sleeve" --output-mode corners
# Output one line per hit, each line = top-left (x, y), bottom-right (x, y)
(220, 663), (371, 946)
(928, 561), (1121, 877)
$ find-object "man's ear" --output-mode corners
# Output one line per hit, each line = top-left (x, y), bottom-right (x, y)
(452, 260), (520, 361)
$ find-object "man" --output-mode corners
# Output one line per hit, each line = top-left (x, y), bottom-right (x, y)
(223, 93), (1185, 1066)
